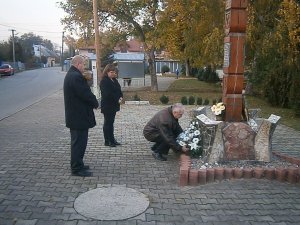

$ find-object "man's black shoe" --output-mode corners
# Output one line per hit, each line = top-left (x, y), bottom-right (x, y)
(151, 144), (158, 151)
(113, 140), (121, 145)
(72, 170), (93, 177)
(104, 141), (109, 146)
(152, 152), (167, 161)
(82, 165), (90, 170)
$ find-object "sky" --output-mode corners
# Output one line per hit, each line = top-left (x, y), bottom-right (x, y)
(0, 0), (67, 49)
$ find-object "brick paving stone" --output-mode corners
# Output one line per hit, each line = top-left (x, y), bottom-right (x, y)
(0, 90), (300, 224)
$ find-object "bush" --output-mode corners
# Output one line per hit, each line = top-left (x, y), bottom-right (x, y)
(181, 96), (188, 105)
(159, 94), (169, 104)
(133, 93), (140, 101)
(188, 96), (195, 105)
(196, 97), (203, 105)
(161, 65), (170, 73)
(203, 98), (210, 105)
(212, 99), (217, 105)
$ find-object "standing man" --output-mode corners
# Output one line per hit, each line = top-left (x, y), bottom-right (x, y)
(143, 103), (189, 161)
(63, 55), (99, 177)
(176, 68), (179, 79)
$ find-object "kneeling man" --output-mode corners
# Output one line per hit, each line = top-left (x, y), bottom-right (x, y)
(143, 103), (189, 161)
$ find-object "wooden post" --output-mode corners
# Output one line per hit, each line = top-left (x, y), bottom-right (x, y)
(223, 0), (248, 122)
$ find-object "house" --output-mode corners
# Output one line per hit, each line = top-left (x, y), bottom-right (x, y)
(33, 45), (59, 67)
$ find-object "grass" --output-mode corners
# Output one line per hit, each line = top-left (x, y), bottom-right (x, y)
(122, 77), (300, 131)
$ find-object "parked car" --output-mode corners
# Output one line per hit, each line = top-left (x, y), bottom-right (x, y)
(0, 64), (14, 76)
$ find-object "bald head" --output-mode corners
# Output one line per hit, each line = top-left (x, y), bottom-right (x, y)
(71, 55), (85, 73)
(172, 103), (184, 119)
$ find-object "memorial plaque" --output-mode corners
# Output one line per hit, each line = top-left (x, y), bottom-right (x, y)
(223, 34), (245, 74)
(223, 43), (231, 68)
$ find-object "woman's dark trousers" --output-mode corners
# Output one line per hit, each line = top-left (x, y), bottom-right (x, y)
(70, 129), (88, 172)
(103, 111), (116, 143)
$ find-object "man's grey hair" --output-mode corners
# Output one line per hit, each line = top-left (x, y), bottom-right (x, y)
(172, 103), (184, 113)
(71, 55), (84, 66)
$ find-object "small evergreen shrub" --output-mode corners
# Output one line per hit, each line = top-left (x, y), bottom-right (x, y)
(133, 93), (140, 101)
(203, 98), (210, 105)
(181, 96), (188, 105)
(159, 94), (169, 104)
(196, 97), (203, 105)
(161, 65), (170, 74)
(188, 96), (195, 105)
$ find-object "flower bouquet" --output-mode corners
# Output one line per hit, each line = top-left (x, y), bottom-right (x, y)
(176, 119), (203, 158)
(211, 102), (225, 120)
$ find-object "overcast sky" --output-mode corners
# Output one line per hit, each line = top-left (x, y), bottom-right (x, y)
(0, 0), (67, 48)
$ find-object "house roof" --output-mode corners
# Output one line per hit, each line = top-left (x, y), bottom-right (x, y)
(114, 39), (144, 53)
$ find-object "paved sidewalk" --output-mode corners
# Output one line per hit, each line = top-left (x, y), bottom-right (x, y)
(0, 90), (300, 225)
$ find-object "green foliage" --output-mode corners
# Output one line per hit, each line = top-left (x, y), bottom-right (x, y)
(188, 96), (195, 105)
(161, 65), (170, 73)
(181, 96), (188, 105)
(203, 99), (210, 105)
(133, 93), (140, 101)
(197, 66), (219, 83)
(196, 97), (203, 105)
(159, 94), (169, 104)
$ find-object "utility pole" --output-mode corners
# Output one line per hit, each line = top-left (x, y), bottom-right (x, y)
(61, 31), (65, 71)
(10, 29), (16, 68)
(92, 0), (102, 99)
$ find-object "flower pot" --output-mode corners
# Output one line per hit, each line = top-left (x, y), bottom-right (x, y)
(253, 167), (264, 179)
(287, 168), (298, 184)
(243, 168), (253, 179)
(189, 169), (199, 186)
(233, 168), (243, 179)
(214, 167), (224, 181)
(265, 168), (275, 180)
(275, 168), (287, 182)
(198, 169), (207, 185)
(206, 168), (215, 183)
(224, 168), (233, 179)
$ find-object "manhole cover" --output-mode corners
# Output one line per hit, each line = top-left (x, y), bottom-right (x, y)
(74, 186), (149, 220)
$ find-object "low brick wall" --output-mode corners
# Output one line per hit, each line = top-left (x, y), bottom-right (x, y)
(179, 154), (300, 186)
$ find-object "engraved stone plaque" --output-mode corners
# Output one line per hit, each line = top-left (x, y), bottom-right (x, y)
(223, 43), (231, 68)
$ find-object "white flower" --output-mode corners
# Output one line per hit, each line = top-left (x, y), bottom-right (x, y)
(192, 138), (199, 144)
(211, 102), (225, 116)
(188, 142), (198, 150)
(183, 136), (189, 141)
(179, 141), (186, 147)
(194, 130), (200, 136)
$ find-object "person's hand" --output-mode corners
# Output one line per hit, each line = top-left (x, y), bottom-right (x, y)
(181, 146), (189, 153)
(119, 97), (123, 104)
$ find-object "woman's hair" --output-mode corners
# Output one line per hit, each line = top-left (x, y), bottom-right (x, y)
(103, 64), (117, 76)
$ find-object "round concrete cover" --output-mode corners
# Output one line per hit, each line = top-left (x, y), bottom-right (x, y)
(74, 186), (149, 220)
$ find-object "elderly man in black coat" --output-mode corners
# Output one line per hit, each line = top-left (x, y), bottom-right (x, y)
(63, 55), (99, 177)
(143, 103), (189, 161)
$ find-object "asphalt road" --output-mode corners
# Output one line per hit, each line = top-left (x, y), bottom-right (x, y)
(0, 67), (65, 120)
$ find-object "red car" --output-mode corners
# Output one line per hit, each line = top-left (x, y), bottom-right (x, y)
(0, 64), (14, 76)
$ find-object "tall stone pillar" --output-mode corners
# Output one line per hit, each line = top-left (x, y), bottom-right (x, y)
(223, 0), (247, 122)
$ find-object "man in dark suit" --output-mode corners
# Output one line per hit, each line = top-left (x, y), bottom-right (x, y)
(63, 55), (99, 177)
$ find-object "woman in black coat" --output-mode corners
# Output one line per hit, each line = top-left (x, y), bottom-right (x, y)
(100, 64), (123, 147)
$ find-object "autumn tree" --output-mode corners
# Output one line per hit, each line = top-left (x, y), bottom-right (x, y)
(247, 0), (300, 115)
(59, 0), (163, 91)
(157, 0), (224, 76)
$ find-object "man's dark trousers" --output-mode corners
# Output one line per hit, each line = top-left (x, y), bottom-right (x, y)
(70, 129), (88, 172)
(152, 136), (170, 155)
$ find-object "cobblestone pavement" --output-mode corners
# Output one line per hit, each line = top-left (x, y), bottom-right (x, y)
(0, 90), (299, 225)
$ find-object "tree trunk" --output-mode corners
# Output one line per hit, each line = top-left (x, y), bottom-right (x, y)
(146, 49), (158, 91)
(185, 59), (190, 77)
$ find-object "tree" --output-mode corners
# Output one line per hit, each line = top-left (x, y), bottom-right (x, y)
(59, 0), (162, 91)
(247, 0), (300, 114)
(157, 0), (224, 75)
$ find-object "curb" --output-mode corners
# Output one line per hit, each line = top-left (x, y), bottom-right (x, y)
(179, 154), (300, 186)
